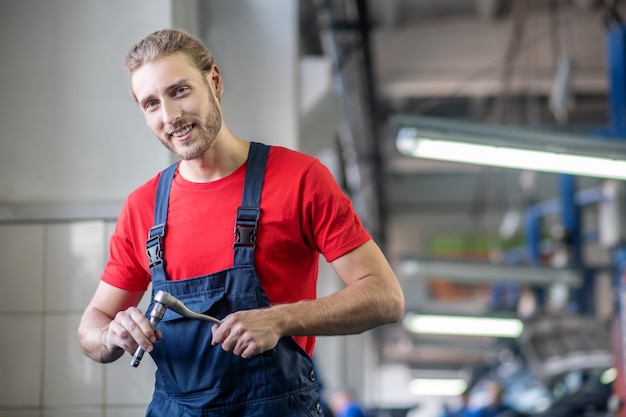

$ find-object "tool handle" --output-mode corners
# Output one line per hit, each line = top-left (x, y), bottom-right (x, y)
(129, 346), (146, 368)
(155, 290), (222, 324)
(130, 304), (165, 368)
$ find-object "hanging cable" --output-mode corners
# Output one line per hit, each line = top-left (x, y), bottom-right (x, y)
(602, 0), (623, 29)
(490, 0), (531, 124)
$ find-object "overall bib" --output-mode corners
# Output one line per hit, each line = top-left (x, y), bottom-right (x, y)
(144, 142), (323, 416)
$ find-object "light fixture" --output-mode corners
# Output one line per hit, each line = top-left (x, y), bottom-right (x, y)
(399, 258), (581, 286)
(409, 377), (467, 397)
(393, 115), (626, 180)
(600, 367), (617, 385)
(403, 312), (524, 338)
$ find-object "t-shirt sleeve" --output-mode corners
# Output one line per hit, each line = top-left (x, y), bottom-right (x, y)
(302, 159), (371, 262)
(101, 193), (153, 291)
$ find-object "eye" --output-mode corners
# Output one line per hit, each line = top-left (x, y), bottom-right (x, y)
(143, 100), (159, 111)
(174, 86), (189, 96)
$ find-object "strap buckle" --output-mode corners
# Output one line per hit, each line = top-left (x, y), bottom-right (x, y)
(146, 224), (166, 267)
(233, 206), (260, 248)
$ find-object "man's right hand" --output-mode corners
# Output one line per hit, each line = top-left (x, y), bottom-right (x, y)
(105, 306), (161, 355)
(77, 282), (148, 363)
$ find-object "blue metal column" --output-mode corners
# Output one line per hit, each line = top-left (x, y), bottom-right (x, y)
(560, 174), (591, 314)
(613, 246), (626, 412)
(560, 175), (581, 265)
(606, 25), (626, 137)
(603, 22), (626, 412)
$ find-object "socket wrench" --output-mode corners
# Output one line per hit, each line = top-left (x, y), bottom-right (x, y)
(130, 290), (222, 367)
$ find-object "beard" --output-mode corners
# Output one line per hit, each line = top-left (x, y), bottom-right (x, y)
(158, 93), (223, 160)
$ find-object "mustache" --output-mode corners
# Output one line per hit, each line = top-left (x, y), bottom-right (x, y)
(167, 118), (196, 135)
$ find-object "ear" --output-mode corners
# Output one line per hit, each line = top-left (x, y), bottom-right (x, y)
(208, 65), (224, 98)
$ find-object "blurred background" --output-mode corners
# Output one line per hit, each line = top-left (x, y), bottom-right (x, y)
(0, 0), (625, 416)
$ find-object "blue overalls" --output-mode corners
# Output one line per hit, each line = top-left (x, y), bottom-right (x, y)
(143, 142), (324, 416)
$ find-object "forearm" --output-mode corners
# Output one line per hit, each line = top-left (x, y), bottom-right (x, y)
(77, 307), (125, 363)
(272, 239), (405, 337)
(273, 274), (404, 337)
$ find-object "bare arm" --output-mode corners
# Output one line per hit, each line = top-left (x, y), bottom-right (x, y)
(282, 239), (405, 335)
(77, 281), (152, 363)
(212, 239), (405, 357)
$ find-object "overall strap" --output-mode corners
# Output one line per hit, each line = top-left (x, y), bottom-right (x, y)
(146, 162), (178, 283)
(233, 142), (270, 266)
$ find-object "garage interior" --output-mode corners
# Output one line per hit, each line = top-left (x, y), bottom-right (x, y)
(1, 1), (625, 416)
(299, 0), (626, 415)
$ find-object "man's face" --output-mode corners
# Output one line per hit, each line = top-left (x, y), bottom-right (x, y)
(131, 52), (222, 160)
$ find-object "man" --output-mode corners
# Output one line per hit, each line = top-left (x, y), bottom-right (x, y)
(440, 389), (472, 417)
(331, 389), (369, 417)
(77, 28), (404, 416)
(468, 382), (515, 417)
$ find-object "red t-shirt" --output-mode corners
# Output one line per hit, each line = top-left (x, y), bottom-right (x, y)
(102, 145), (371, 356)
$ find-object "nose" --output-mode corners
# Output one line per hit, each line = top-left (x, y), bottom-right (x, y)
(161, 98), (181, 125)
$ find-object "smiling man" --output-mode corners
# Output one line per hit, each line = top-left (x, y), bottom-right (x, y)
(77, 28), (404, 417)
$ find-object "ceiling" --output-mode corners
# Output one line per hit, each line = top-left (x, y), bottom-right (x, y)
(302, 0), (621, 383)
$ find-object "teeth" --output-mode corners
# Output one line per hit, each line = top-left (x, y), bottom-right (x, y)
(171, 125), (192, 137)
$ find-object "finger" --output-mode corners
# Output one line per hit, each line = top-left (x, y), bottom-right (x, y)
(127, 316), (157, 352)
(105, 319), (137, 353)
(232, 333), (252, 356)
(240, 342), (261, 359)
(218, 324), (241, 353)
(111, 308), (155, 353)
(211, 323), (226, 346)
(220, 334), (236, 353)
(233, 341), (245, 356)
(127, 307), (158, 343)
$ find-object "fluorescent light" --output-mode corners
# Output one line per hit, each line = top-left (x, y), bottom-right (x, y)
(397, 135), (626, 180)
(399, 258), (581, 286)
(404, 313), (523, 338)
(392, 115), (626, 180)
(409, 378), (467, 396)
(601, 367), (617, 385)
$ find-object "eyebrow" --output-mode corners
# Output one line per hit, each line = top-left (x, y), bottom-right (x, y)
(164, 78), (191, 94)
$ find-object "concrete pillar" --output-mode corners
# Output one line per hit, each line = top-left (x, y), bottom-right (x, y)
(199, 0), (299, 149)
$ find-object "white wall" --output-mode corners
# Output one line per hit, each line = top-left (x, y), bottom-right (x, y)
(0, 1), (174, 416)
(200, 0), (299, 149)
(0, 221), (158, 417)
(0, 0), (173, 203)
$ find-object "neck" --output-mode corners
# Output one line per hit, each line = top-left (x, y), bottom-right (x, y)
(178, 133), (250, 183)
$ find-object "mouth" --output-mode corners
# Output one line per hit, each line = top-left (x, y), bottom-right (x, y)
(169, 124), (193, 140)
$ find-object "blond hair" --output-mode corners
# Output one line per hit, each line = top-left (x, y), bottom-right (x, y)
(123, 28), (214, 74)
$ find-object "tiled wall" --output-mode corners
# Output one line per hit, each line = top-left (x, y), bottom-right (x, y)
(0, 221), (157, 417)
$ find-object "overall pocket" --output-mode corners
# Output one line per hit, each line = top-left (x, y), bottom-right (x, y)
(150, 289), (268, 395)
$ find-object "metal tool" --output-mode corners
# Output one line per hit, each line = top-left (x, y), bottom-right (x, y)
(130, 290), (222, 367)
